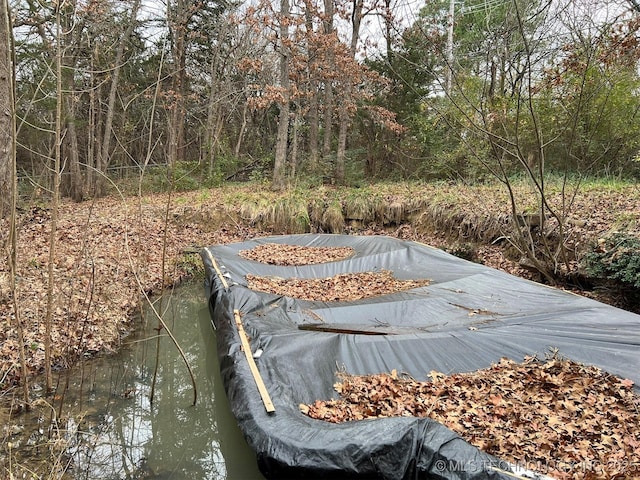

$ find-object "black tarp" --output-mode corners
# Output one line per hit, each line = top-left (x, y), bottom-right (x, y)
(200, 234), (640, 480)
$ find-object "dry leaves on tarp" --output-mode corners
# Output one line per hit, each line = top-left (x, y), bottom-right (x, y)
(239, 243), (355, 266)
(246, 270), (431, 302)
(300, 355), (640, 480)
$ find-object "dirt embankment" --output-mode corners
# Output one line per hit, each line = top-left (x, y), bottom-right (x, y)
(0, 181), (638, 390)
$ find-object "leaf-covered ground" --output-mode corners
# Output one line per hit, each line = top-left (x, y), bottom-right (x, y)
(0, 195), (260, 387)
(246, 270), (431, 302)
(300, 356), (640, 480)
(0, 180), (638, 387)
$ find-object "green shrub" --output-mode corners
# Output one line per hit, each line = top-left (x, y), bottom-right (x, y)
(582, 233), (640, 288)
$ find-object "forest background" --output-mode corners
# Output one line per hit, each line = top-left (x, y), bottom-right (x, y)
(0, 0), (640, 474)
(2, 0), (640, 196)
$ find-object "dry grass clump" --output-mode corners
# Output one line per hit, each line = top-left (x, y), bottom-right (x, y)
(344, 195), (380, 223)
(239, 243), (354, 266)
(239, 198), (274, 226)
(308, 197), (326, 228)
(273, 198), (310, 234)
(246, 270), (431, 302)
(381, 196), (405, 225)
(321, 200), (345, 233)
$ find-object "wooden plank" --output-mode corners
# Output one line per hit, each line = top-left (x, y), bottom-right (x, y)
(234, 309), (275, 414)
(204, 248), (229, 289)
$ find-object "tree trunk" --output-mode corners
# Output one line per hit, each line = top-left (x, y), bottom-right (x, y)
(167, 0), (190, 169)
(205, 105), (223, 175)
(445, 0), (455, 95)
(384, 0), (392, 61)
(65, 96), (83, 201)
(97, 0), (141, 196)
(335, 0), (363, 184)
(1, 0), (30, 406)
(45, 3), (64, 392)
(0, 0), (11, 218)
(205, 37), (224, 170)
(56, 0), (90, 202)
(335, 107), (348, 183)
(272, 0), (291, 190)
(321, 0), (335, 167)
(290, 104), (301, 178)
(235, 102), (248, 159)
(61, 43), (83, 202)
(87, 57), (97, 193)
(304, 0), (319, 171)
(321, 77), (334, 165)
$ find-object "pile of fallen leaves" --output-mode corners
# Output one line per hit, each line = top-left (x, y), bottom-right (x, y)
(239, 243), (354, 265)
(300, 355), (640, 480)
(246, 270), (430, 302)
(0, 195), (260, 387)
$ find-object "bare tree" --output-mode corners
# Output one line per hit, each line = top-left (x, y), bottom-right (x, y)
(335, 0), (365, 184)
(426, 0), (640, 281)
(44, 1), (64, 392)
(321, 0), (336, 165)
(272, 0), (291, 189)
(94, 0), (142, 196)
(205, 12), (265, 172)
(204, 21), (233, 171)
(0, 0), (11, 218)
(303, 0), (320, 170)
(1, 0), (30, 407)
(59, 0), (86, 202)
(167, 0), (195, 168)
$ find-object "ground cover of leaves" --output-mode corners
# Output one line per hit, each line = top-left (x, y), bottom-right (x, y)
(246, 270), (430, 302)
(0, 180), (638, 389)
(239, 243), (355, 265)
(0, 194), (260, 388)
(300, 355), (640, 480)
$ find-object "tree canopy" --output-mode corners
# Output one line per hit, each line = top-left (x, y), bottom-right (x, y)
(2, 0), (639, 200)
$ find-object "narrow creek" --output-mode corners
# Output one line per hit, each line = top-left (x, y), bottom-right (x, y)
(8, 281), (266, 480)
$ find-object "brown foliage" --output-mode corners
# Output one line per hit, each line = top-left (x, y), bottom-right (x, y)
(0, 195), (259, 387)
(246, 270), (430, 302)
(301, 355), (640, 480)
(239, 243), (354, 265)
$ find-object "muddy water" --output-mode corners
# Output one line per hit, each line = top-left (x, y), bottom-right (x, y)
(50, 282), (265, 479)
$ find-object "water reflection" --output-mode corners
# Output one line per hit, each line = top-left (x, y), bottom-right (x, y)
(60, 282), (265, 480)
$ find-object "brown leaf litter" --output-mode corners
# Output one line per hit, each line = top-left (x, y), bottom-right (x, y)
(300, 355), (640, 480)
(239, 243), (355, 265)
(246, 270), (431, 302)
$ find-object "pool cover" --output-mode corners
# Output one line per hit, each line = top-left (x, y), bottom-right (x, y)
(200, 234), (640, 480)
